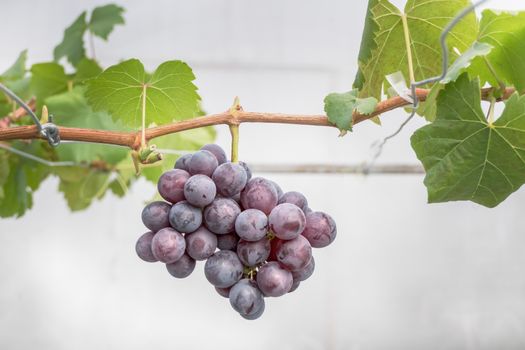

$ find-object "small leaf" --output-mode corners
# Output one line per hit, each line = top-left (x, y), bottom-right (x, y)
(30, 62), (69, 102)
(85, 59), (201, 128)
(89, 4), (125, 40)
(53, 12), (88, 66)
(324, 89), (378, 134)
(411, 74), (525, 208)
(1, 50), (27, 81)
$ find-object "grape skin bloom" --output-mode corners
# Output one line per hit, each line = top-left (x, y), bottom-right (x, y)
(302, 211), (337, 248)
(169, 201), (203, 233)
(276, 235), (312, 271)
(151, 227), (186, 264)
(184, 174), (217, 208)
(269, 203), (306, 240)
(229, 279), (265, 318)
(188, 150), (218, 177)
(135, 231), (157, 263)
(240, 177), (278, 215)
(256, 261), (293, 297)
(204, 250), (244, 288)
(166, 253), (196, 278)
(236, 238), (271, 267)
(141, 201), (171, 232)
(212, 162), (247, 197)
(157, 169), (189, 204)
(235, 208), (268, 241)
(185, 226), (218, 260)
(204, 198), (241, 234)
(201, 144), (227, 165)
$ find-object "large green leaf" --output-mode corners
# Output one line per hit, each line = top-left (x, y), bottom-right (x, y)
(1, 50), (27, 81)
(57, 168), (111, 211)
(359, 0), (477, 99)
(85, 59), (201, 128)
(469, 10), (525, 92)
(324, 89), (378, 134)
(53, 12), (88, 67)
(89, 4), (125, 40)
(45, 87), (128, 164)
(353, 0), (380, 90)
(30, 62), (69, 102)
(74, 58), (103, 84)
(411, 74), (525, 208)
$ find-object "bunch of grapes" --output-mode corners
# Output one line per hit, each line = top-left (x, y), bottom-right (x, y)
(136, 144), (337, 320)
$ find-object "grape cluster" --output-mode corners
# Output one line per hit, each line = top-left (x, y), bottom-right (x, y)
(136, 144), (337, 320)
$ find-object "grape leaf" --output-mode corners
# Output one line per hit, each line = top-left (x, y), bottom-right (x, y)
(57, 168), (111, 211)
(53, 12), (88, 67)
(45, 87), (129, 164)
(411, 74), (525, 208)
(359, 0), (477, 99)
(74, 58), (103, 83)
(1, 50), (27, 81)
(85, 59), (201, 128)
(468, 10), (525, 92)
(353, 0), (380, 90)
(324, 89), (378, 134)
(0, 152), (9, 198)
(30, 63), (69, 102)
(418, 41), (493, 122)
(89, 4), (125, 40)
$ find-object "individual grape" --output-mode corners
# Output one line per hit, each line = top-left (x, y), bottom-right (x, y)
(183, 174), (217, 208)
(302, 211), (337, 248)
(204, 250), (244, 288)
(185, 226), (218, 260)
(151, 227), (186, 264)
(157, 169), (190, 204)
(217, 233), (239, 251)
(239, 161), (252, 181)
(276, 235), (312, 271)
(269, 180), (283, 199)
(240, 178), (278, 215)
(229, 279), (265, 318)
(174, 153), (192, 172)
(212, 162), (247, 197)
(288, 280), (300, 293)
(291, 256), (315, 282)
(201, 144), (227, 165)
(235, 209), (268, 241)
(215, 286), (231, 298)
(236, 238), (271, 267)
(256, 261), (293, 297)
(278, 191), (308, 213)
(241, 300), (265, 320)
(166, 253), (196, 278)
(204, 198), (241, 234)
(169, 201), (202, 233)
(135, 231), (157, 262)
(188, 150), (218, 177)
(268, 203), (306, 240)
(141, 201), (171, 232)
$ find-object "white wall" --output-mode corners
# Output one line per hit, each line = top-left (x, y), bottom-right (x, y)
(0, 1), (524, 349)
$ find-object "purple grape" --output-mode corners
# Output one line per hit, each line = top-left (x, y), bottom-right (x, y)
(240, 178), (278, 215)
(269, 180), (283, 199)
(236, 238), (271, 267)
(183, 174), (217, 208)
(302, 211), (337, 248)
(157, 169), (189, 204)
(135, 231), (157, 262)
(239, 161), (252, 181)
(278, 191), (308, 213)
(174, 153), (192, 172)
(289, 280), (300, 293)
(291, 256), (315, 282)
(256, 261), (293, 297)
(215, 286), (231, 298)
(305, 207), (313, 214)
(212, 162), (247, 197)
(204, 250), (244, 288)
(151, 227), (186, 263)
(185, 226), (218, 260)
(235, 209), (268, 241)
(169, 201), (202, 233)
(268, 203), (306, 240)
(276, 235), (312, 271)
(166, 253), (196, 278)
(141, 201), (171, 232)
(241, 301), (265, 320)
(217, 233), (240, 251)
(229, 279), (265, 318)
(204, 198), (241, 234)
(188, 150), (218, 177)
(201, 144), (227, 165)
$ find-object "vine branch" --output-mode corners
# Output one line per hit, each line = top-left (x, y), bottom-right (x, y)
(0, 87), (515, 150)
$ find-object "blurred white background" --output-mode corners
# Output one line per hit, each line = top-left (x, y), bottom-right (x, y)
(1, 1), (525, 349)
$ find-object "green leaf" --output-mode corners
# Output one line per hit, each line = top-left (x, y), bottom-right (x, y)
(57, 168), (110, 211)
(359, 0), (477, 99)
(324, 89), (378, 134)
(469, 10), (525, 92)
(411, 74), (525, 208)
(89, 4), (125, 40)
(1, 50), (27, 81)
(45, 87), (129, 164)
(85, 59), (201, 128)
(54, 12), (88, 67)
(74, 58), (103, 83)
(142, 127), (216, 183)
(30, 62), (69, 102)
(353, 0), (380, 90)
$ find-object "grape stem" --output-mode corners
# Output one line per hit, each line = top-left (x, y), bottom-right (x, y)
(0, 87), (515, 150)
